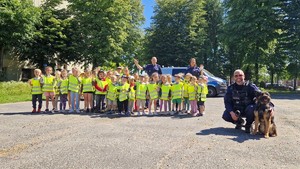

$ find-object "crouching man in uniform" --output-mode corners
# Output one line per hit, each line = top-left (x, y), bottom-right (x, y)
(222, 69), (260, 133)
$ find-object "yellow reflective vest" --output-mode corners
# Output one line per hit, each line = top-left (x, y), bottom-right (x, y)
(160, 83), (171, 100)
(147, 83), (158, 100)
(171, 82), (183, 99)
(197, 83), (208, 102)
(95, 78), (108, 95)
(31, 78), (42, 94)
(118, 83), (130, 102)
(188, 84), (197, 101)
(68, 75), (81, 93)
(42, 75), (55, 92)
(82, 77), (94, 93)
(136, 82), (147, 100)
(183, 80), (190, 98)
(60, 78), (69, 94)
(107, 83), (118, 101)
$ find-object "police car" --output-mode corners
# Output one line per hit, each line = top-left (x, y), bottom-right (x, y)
(161, 67), (227, 97)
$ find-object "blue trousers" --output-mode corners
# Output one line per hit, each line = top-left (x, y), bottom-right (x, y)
(70, 91), (80, 111)
(222, 104), (255, 126)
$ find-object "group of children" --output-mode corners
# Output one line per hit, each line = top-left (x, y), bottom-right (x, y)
(29, 66), (208, 116)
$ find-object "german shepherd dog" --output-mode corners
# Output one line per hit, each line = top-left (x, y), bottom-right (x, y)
(252, 92), (277, 138)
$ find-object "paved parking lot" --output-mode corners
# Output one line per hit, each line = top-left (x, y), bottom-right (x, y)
(0, 94), (300, 169)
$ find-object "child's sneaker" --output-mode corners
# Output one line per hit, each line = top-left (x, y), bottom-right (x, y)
(75, 109), (80, 113)
(32, 108), (36, 113)
(45, 108), (49, 113)
(154, 112), (158, 116)
(69, 109), (74, 113)
(37, 108), (41, 113)
(137, 112), (141, 116)
(148, 112), (153, 116)
(142, 112), (146, 116)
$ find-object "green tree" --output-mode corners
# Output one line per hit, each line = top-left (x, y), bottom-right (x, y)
(19, 0), (76, 69)
(145, 0), (207, 67)
(68, 0), (144, 68)
(280, 0), (300, 90)
(222, 0), (283, 83)
(201, 0), (223, 75)
(0, 0), (40, 71)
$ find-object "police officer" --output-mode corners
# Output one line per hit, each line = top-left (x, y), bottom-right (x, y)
(222, 69), (260, 133)
(185, 58), (202, 78)
(133, 57), (162, 77)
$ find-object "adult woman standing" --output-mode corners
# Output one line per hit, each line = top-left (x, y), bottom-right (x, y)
(185, 58), (203, 78)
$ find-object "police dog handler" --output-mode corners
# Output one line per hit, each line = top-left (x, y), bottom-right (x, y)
(222, 69), (274, 133)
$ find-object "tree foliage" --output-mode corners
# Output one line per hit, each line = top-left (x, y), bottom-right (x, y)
(145, 0), (207, 67)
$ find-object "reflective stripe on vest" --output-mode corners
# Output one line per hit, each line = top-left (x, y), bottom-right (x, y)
(197, 84), (208, 102)
(128, 86), (135, 100)
(171, 83), (182, 99)
(60, 79), (69, 94)
(136, 83), (147, 100)
(107, 83), (117, 100)
(95, 78), (108, 95)
(31, 79), (42, 94)
(119, 83), (130, 101)
(43, 76), (55, 92)
(188, 84), (197, 100)
(183, 81), (189, 98)
(82, 77), (94, 92)
(161, 84), (170, 100)
(68, 75), (80, 92)
(147, 83), (158, 99)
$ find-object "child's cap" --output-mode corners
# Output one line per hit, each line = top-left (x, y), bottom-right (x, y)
(129, 76), (135, 80)
(174, 74), (182, 78)
(117, 66), (123, 69)
(185, 73), (192, 77)
(115, 73), (120, 76)
(122, 75), (128, 79)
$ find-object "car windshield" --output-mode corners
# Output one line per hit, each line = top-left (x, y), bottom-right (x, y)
(203, 69), (215, 77)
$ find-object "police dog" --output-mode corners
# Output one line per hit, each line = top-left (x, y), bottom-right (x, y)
(252, 92), (277, 138)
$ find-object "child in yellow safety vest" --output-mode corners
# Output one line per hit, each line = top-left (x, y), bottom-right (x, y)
(58, 69), (68, 113)
(106, 75), (118, 113)
(53, 70), (61, 112)
(197, 76), (208, 116)
(128, 76), (136, 114)
(28, 69), (43, 113)
(82, 69), (94, 113)
(166, 74), (173, 112)
(183, 73), (192, 113)
(159, 75), (171, 114)
(68, 67), (81, 113)
(171, 74), (184, 115)
(41, 66), (56, 113)
(117, 76), (130, 116)
(94, 70), (108, 113)
(188, 76), (198, 116)
(147, 72), (159, 116)
(136, 74), (147, 116)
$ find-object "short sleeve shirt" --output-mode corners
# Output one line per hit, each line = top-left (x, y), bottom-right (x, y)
(143, 64), (162, 76)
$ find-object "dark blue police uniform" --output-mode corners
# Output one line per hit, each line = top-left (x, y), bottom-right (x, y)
(143, 64), (162, 76)
(222, 81), (260, 127)
(185, 66), (201, 78)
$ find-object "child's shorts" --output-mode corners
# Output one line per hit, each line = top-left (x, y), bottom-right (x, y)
(197, 101), (205, 107)
(44, 91), (55, 97)
(172, 98), (182, 104)
(107, 99), (117, 106)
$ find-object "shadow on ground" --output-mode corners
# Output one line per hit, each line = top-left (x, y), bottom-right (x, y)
(196, 127), (262, 143)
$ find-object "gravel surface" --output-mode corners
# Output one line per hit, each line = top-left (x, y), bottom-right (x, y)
(0, 94), (299, 169)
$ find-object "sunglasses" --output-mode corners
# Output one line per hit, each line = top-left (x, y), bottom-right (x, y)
(234, 74), (244, 77)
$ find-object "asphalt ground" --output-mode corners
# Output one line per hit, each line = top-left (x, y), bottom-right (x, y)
(0, 94), (300, 169)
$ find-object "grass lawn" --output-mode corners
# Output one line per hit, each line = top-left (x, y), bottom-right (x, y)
(0, 81), (32, 104)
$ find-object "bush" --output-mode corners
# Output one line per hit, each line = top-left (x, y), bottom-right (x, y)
(0, 81), (32, 104)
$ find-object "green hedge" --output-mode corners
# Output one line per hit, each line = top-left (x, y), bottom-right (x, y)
(0, 81), (32, 104)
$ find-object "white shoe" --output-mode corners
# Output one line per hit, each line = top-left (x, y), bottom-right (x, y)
(149, 112), (153, 116)
(142, 112), (146, 116)
(137, 112), (141, 116)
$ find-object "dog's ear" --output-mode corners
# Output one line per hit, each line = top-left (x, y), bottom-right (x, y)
(255, 91), (263, 98)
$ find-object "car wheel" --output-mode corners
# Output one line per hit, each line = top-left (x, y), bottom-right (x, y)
(208, 86), (217, 97)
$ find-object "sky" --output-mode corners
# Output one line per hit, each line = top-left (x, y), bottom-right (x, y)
(141, 0), (156, 29)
